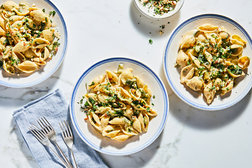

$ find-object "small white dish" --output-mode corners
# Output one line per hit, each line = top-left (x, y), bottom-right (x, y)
(163, 14), (252, 111)
(70, 57), (169, 155)
(0, 0), (67, 88)
(134, 0), (184, 19)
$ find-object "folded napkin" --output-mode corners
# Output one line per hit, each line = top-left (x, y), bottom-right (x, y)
(13, 89), (108, 168)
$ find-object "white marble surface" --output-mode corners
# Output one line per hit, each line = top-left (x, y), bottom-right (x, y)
(0, 0), (252, 167)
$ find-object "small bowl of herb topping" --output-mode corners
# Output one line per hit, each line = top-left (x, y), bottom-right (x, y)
(134, 0), (184, 19)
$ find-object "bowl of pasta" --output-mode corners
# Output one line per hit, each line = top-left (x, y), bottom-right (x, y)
(70, 57), (169, 155)
(163, 14), (252, 111)
(0, 0), (67, 88)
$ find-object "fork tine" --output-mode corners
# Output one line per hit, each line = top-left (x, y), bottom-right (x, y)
(64, 121), (70, 137)
(59, 122), (66, 138)
(66, 121), (72, 137)
(37, 118), (50, 133)
(43, 117), (53, 128)
(34, 128), (46, 139)
(30, 127), (43, 140)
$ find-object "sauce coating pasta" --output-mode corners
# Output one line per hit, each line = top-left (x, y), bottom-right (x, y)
(0, 1), (60, 75)
(80, 64), (157, 142)
(176, 24), (250, 104)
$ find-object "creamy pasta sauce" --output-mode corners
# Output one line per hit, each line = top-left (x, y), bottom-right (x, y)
(0, 1), (60, 75)
(176, 24), (250, 104)
(80, 64), (157, 142)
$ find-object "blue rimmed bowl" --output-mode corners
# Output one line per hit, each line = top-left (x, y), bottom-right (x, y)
(163, 14), (252, 111)
(0, 0), (67, 88)
(70, 57), (169, 155)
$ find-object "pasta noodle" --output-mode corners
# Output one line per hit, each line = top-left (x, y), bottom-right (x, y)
(80, 64), (157, 142)
(0, 1), (60, 75)
(176, 24), (250, 104)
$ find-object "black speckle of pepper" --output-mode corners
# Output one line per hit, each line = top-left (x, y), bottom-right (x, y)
(160, 25), (165, 29)
(149, 32), (152, 34)
(168, 21), (170, 24)
(137, 22), (140, 24)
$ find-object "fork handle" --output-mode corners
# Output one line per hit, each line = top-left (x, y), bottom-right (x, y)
(70, 149), (78, 168)
(48, 145), (70, 168)
(54, 142), (73, 168)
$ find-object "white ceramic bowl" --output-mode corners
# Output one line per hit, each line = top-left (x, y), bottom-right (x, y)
(134, 0), (184, 19)
(163, 14), (252, 111)
(0, 0), (67, 88)
(70, 57), (169, 155)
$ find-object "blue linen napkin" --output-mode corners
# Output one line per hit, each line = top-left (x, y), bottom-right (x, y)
(13, 89), (108, 168)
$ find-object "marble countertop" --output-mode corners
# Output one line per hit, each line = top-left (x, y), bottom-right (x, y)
(0, 0), (252, 167)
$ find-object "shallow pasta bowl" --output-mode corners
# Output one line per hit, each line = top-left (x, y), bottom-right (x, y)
(0, 0), (67, 88)
(70, 57), (169, 155)
(163, 14), (252, 111)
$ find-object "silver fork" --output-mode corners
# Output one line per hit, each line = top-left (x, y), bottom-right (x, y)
(60, 121), (78, 168)
(29, 126), (69, 168)
(37, 117), (73, 168)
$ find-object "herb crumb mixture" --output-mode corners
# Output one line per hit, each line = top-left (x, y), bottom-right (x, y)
(141, 0), (179, 15)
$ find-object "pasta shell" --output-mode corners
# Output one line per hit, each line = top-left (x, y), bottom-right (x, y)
(42, 29), (55, 42)
(0, 27), (5, 36)
(42, 47), (50, 60)
(100, 116), (110, 128)
(186, 76), (203, 91)
(12, 8), (29, 16)
(102, 125), (120, 138)
(203, 82), (216, 105)
(238, 56), (250, 70)
(219, 31), (230, 40)
(132, 116), (142, 133)
(17, 60), (38, 73)
(24, 48), (35, 58)
(117, 87), (132, 102)
(11, 21), (23, 29)
(32, 38), (50, 48)
(214, 78), (222, 91)
(120, 68), (133, 85)
(97, 94), (109, 103)
(95, 107), (110, 114)
(180, 35), (195, 49)
(0, 43), (5, 52)
(135, 76), (144, 88)
(230, 44), (243, 57)
(13, 41), (30, 53)
(30, 10), (46, 23)
(198, 24), (218, 32)
(180, 64), (195, 83)
(88, 112), (102, 132)
(227, 65), (244, 78)
(3, 61), (15, 75)
(0, 16), (4, 29)
(9, 15), (24, 22)
(146, 107), (157, 117)
(109, 117), (126, 125)
(121, 125), (138, 136)
(112, 134), (130, 142)
(124, 106), (133, 119)
(106, 70), (119, 84)
(33, 57), (46, 66)
(231, 34), (246, 47)
(3, 1), (18, 11)
(176, 50), (189, 68)
(204, 50), (213, 64)
(221, 79), (233, 96)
